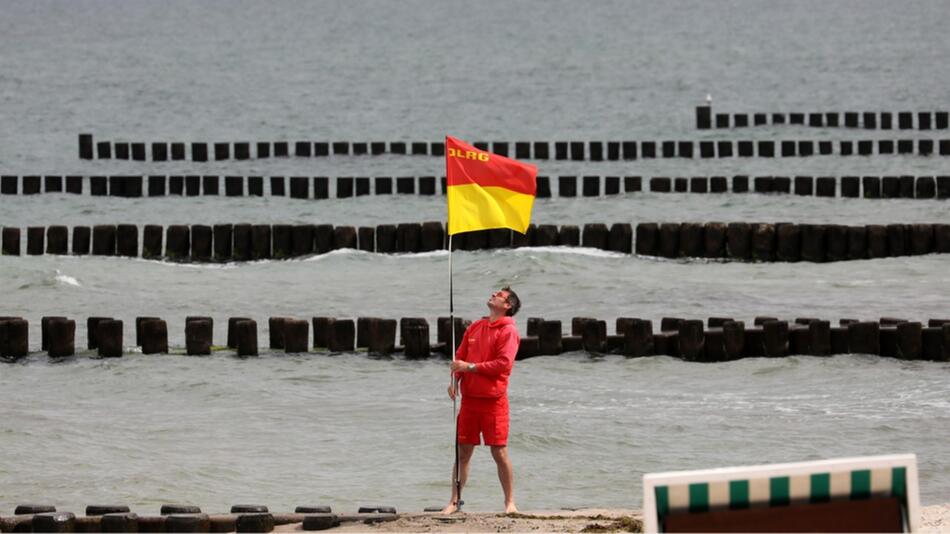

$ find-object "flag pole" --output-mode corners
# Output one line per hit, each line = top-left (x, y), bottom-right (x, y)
(446, 135), (462, 512)
(448, 233), (463, 511)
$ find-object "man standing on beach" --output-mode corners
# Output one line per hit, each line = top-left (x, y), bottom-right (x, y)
(443, 286), (522, 514)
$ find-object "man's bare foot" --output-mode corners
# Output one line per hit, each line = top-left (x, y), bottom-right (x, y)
(504, 503), (518, 514)
(441, 502), (459, 514)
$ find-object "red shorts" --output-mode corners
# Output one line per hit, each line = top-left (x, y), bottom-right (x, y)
(457, 396), (509, 446)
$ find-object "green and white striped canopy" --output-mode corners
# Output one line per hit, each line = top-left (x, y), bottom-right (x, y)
(643, 454), (918, 533)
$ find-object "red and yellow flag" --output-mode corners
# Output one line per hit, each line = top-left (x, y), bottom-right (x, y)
(445, 136), (537, 236)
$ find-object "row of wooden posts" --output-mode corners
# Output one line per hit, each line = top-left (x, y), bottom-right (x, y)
(1, 222), (948, 262)
(0, 315), (470, 359)
(77, 133), (950, 161)
(0, 504), (387, 533)
(0, 174), (455, 198)
(696, 105), (950, 130)
(2, 315), (948, 362)
(634, 221), (950, 261)
(3, 174), (950, 199)
(645, 175), (950, 199)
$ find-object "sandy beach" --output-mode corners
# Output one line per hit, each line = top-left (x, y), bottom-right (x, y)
(920, 504), (950, 532)
(274, 509), (642, 533)
(270, 504), (950, 532)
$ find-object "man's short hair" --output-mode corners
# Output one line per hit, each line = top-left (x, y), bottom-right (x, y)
(502, 286), (521, 317)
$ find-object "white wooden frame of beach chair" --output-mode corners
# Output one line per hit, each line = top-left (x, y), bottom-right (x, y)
(642, 453), (919, 533)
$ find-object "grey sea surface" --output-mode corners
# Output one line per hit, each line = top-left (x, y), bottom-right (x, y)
(0, 236), (949, 343)
(2, 0), (950, 517)
(1, 0), (949, 170)
(2, 352), (949, 514)
(2, 189), (950, 228)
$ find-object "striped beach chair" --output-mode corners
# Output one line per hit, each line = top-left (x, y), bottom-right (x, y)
(643, 454), (919, 533)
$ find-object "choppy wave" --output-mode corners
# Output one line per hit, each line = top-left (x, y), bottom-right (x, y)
(54, 270), (80, 286)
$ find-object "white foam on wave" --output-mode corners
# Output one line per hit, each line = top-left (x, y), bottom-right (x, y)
(148, 259), (238, 270)
(306, 246), (627, 261)
(54, 270), (80, 286)
(368, 246), (625, 260)
(302, 248), (371, 262)
(508, 246), (627, 259)
(390, 250), (449, 259)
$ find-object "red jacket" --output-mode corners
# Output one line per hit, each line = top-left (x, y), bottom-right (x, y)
(455, 316), (520, 399)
